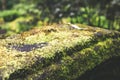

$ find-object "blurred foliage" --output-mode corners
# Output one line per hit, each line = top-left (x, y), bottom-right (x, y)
(0, 9), (23, 21)
(0, 17), (35, 36)
(0, 0), (120, 37)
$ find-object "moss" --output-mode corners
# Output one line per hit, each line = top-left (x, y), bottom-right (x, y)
(31, 38), (120, 80)
(0, 24), (120, 80)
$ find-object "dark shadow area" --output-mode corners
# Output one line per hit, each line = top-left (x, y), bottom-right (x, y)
(0, 76), (2, 80)
(7, 42), (48, 52)
(8, 69), (34, 80)
(77, 56), (120, 80)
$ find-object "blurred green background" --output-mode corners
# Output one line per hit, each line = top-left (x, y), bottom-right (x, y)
(0, 0), (120, 38)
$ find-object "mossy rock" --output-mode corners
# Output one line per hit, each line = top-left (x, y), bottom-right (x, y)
(0, 24), (120, 80)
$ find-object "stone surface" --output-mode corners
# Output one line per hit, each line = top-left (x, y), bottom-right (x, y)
(0, 24), (120, 80)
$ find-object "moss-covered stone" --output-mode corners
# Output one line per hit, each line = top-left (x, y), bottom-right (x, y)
(0, 24), (120, 80)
